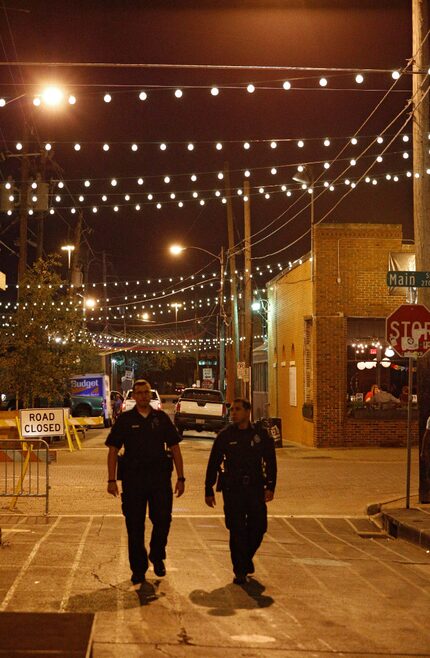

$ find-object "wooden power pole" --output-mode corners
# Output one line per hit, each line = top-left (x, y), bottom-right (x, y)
(224, 163), (240, 398)
(412, 0), (430, 502)
(243, 180), (253, 401)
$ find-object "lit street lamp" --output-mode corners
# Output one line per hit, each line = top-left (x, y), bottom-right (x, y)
(61, 244), (75, 268)
(171, 302), (182, 334)
(169, 243), (226, 392)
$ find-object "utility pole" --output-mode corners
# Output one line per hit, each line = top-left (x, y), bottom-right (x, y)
(70, 211), (83, 287)
(102, 250), (109, 332)
(412, 0), (430, 503)
(35, 152), (48, 261)
(219, 246), (225, 394)
(18, 124), (30, 286)
(244, 180), (252, 401)
(224, 162), (240, 398)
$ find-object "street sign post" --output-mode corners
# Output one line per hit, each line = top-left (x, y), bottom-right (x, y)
(385, 303), (430, 508)
(237, 362), (246, 380)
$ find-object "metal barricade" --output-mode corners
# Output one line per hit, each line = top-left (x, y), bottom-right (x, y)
(0, 439), (50, 515)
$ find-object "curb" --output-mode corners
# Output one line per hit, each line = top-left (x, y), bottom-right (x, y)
(379, 508), (430, 550)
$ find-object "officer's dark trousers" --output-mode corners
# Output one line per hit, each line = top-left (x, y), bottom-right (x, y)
(223, 485), (267, 576)
(121, 475), (173, 577)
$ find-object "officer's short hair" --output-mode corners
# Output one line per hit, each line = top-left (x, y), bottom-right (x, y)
(133, 379), (151, 392)
(233, 397), (251, 411)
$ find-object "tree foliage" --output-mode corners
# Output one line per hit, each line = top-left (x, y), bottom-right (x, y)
(0, 257), (100, 406)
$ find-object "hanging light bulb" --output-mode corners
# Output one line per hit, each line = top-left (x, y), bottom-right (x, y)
(324, 138), (331, 147)
(211, 86), (219, 96)
(160, 143), (167, 151)
(319, 77), (328, 87)
(174, 89), (183, 98)
(282, 80), (291, 90)
(187, 143), (194, 151)
(243, 142), (251, 150)
(355, 73), (364, 84)
(103, 93), (112, 103)
(297, 140), (304, 148)
(139, 91), (147, 101)
(103, 143), (110, 151)
(247, 84), (255, 93)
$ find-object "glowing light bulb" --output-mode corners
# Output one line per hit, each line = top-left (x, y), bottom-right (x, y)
(402, 135), (409, 142)
(271, 168), (277, 175)
(217, 172), (224, 180)
(71, 208), (76, 214)
(283, 80), (291, 90)
(187, 143), (194, 151)
(135, 204), (141, 210)
(131, 143), (138, 152)
(170, 193), (176, 199)
(137, 177), (144, 185)
(139, 91), (147, 101)
(270, 141), (277, 149)
(351, 137), (358, 145)
(199, 199), (205, 205)
(324, 138), (331, 147)
(297, 140), (304, 148)
(114, 206), (119, 212)
(79, 195), (84, 202)
(178, 201), (183, 207)
(174, 89), (183, 98)
(84, 180), (90, 187)
(92, 206), (98, 213)
(156, 202), (162, 209)
(102, 195), (107, 201)
(216, 142), (222, 150)
(0, 98), (5, 107)
(103, 143), (110, 151)
(58, 181), (64, 189)
(355, 74), (364, 84)
(377, 136), (384, 144)
(319, 77), (328, 87)
(192, 191), (198, 198)
(243, 142), (251, 150)
(376, 156), (383, 163)
(33, 97), (41, 106)
(392, 70), (400, 80)
(403, 152), (409, 159)
(68, 95), (76, 105)
(244, 170), (251, 177)
(74, 143), (81, 151)
(211, 87), (219, 96)
(111, 178), (117, 186)
(164, 176), (170, 184)
(350, 159), (356, 166)
(324, 162), (330, 169)
(104, 93), (112, 103)
(191, 174), (197, 182)
(247, 84), (255, 93)
(297, 165), (304, 173)
(45, 143), (52, 151)
(124, 194), (130, 201)
(147, 194), (153, 200)
(16, 142), (22, 150)
(160, 143), (167, 151)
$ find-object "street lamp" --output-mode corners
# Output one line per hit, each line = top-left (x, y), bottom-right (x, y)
(169, 243), (226, 393)
(171, 302), (182, 334)
(292, 165), (315, 280)
(61, 244), (75, 268)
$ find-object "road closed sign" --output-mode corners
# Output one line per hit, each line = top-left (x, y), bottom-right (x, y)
(386, 303), (430, 358)
(19, 408), (65, 438)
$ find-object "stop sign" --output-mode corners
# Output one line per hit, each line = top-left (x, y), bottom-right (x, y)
(386, 304), (430, 357)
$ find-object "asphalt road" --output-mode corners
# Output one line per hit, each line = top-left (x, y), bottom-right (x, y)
(0, 426), (429, 656)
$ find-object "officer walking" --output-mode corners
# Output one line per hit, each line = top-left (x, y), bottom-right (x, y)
(106, 379), (185, 584)
(205, 398), (277, 584)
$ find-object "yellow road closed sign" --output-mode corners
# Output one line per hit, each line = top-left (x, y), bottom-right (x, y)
(19, 408), (65, 438)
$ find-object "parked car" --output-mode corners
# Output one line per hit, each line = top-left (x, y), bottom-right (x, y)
(174, 387), (229, 436)
(122, 389), (162, 412)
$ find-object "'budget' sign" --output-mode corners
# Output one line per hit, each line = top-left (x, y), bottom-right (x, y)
(19, 408), (65, 438)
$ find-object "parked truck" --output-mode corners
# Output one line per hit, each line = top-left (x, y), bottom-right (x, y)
(174, 387), (229, 436)
(70, 373), (112, 426)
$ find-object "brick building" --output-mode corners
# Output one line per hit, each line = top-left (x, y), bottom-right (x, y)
(267, 223), (417, 447)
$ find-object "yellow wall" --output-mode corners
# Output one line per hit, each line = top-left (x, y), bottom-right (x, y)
(267, 259), (313, 446)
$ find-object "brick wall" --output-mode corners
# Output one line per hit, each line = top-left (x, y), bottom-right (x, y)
(344, 418), (418, 447)
(268, 222), (416, 448)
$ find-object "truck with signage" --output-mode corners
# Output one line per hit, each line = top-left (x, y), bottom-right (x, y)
(70, 373), (112, 426)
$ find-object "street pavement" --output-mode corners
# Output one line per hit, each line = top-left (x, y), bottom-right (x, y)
(0, 427), (429, 656)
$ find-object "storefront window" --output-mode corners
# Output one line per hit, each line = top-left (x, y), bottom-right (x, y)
(346, 317), (416, 408)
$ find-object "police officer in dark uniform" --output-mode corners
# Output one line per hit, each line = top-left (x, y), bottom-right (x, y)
(106, 379), (185, 584)
(205, 397), (277, 584)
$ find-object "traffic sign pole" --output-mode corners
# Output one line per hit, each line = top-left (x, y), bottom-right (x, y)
(406, 356), (413, 509)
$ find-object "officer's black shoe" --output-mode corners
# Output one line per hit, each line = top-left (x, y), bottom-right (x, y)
(246, 560), (255, 575)
(233, 574), (247, 585)
(152, 560), (166, 577)
(131, 572), (146, 584)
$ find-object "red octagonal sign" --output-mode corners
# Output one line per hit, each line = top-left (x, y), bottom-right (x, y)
(386, 304), (430, 358)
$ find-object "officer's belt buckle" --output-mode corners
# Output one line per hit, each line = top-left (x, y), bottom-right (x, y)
(242, 475), (250, 485)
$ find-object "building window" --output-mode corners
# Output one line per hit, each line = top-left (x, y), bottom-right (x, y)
(304, 319), (313, 403)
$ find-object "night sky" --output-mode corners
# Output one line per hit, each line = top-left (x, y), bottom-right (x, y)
(0, 0), (416, 334)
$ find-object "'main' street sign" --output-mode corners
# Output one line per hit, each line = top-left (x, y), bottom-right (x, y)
(386, 271), (430, 288)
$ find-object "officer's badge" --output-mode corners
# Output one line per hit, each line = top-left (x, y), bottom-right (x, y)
(253, 434), (261, 444)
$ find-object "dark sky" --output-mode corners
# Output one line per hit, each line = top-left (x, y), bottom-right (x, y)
(0, 0), (416, 330)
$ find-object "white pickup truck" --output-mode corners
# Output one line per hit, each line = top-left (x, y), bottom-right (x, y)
(174, 388), (229, 436)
